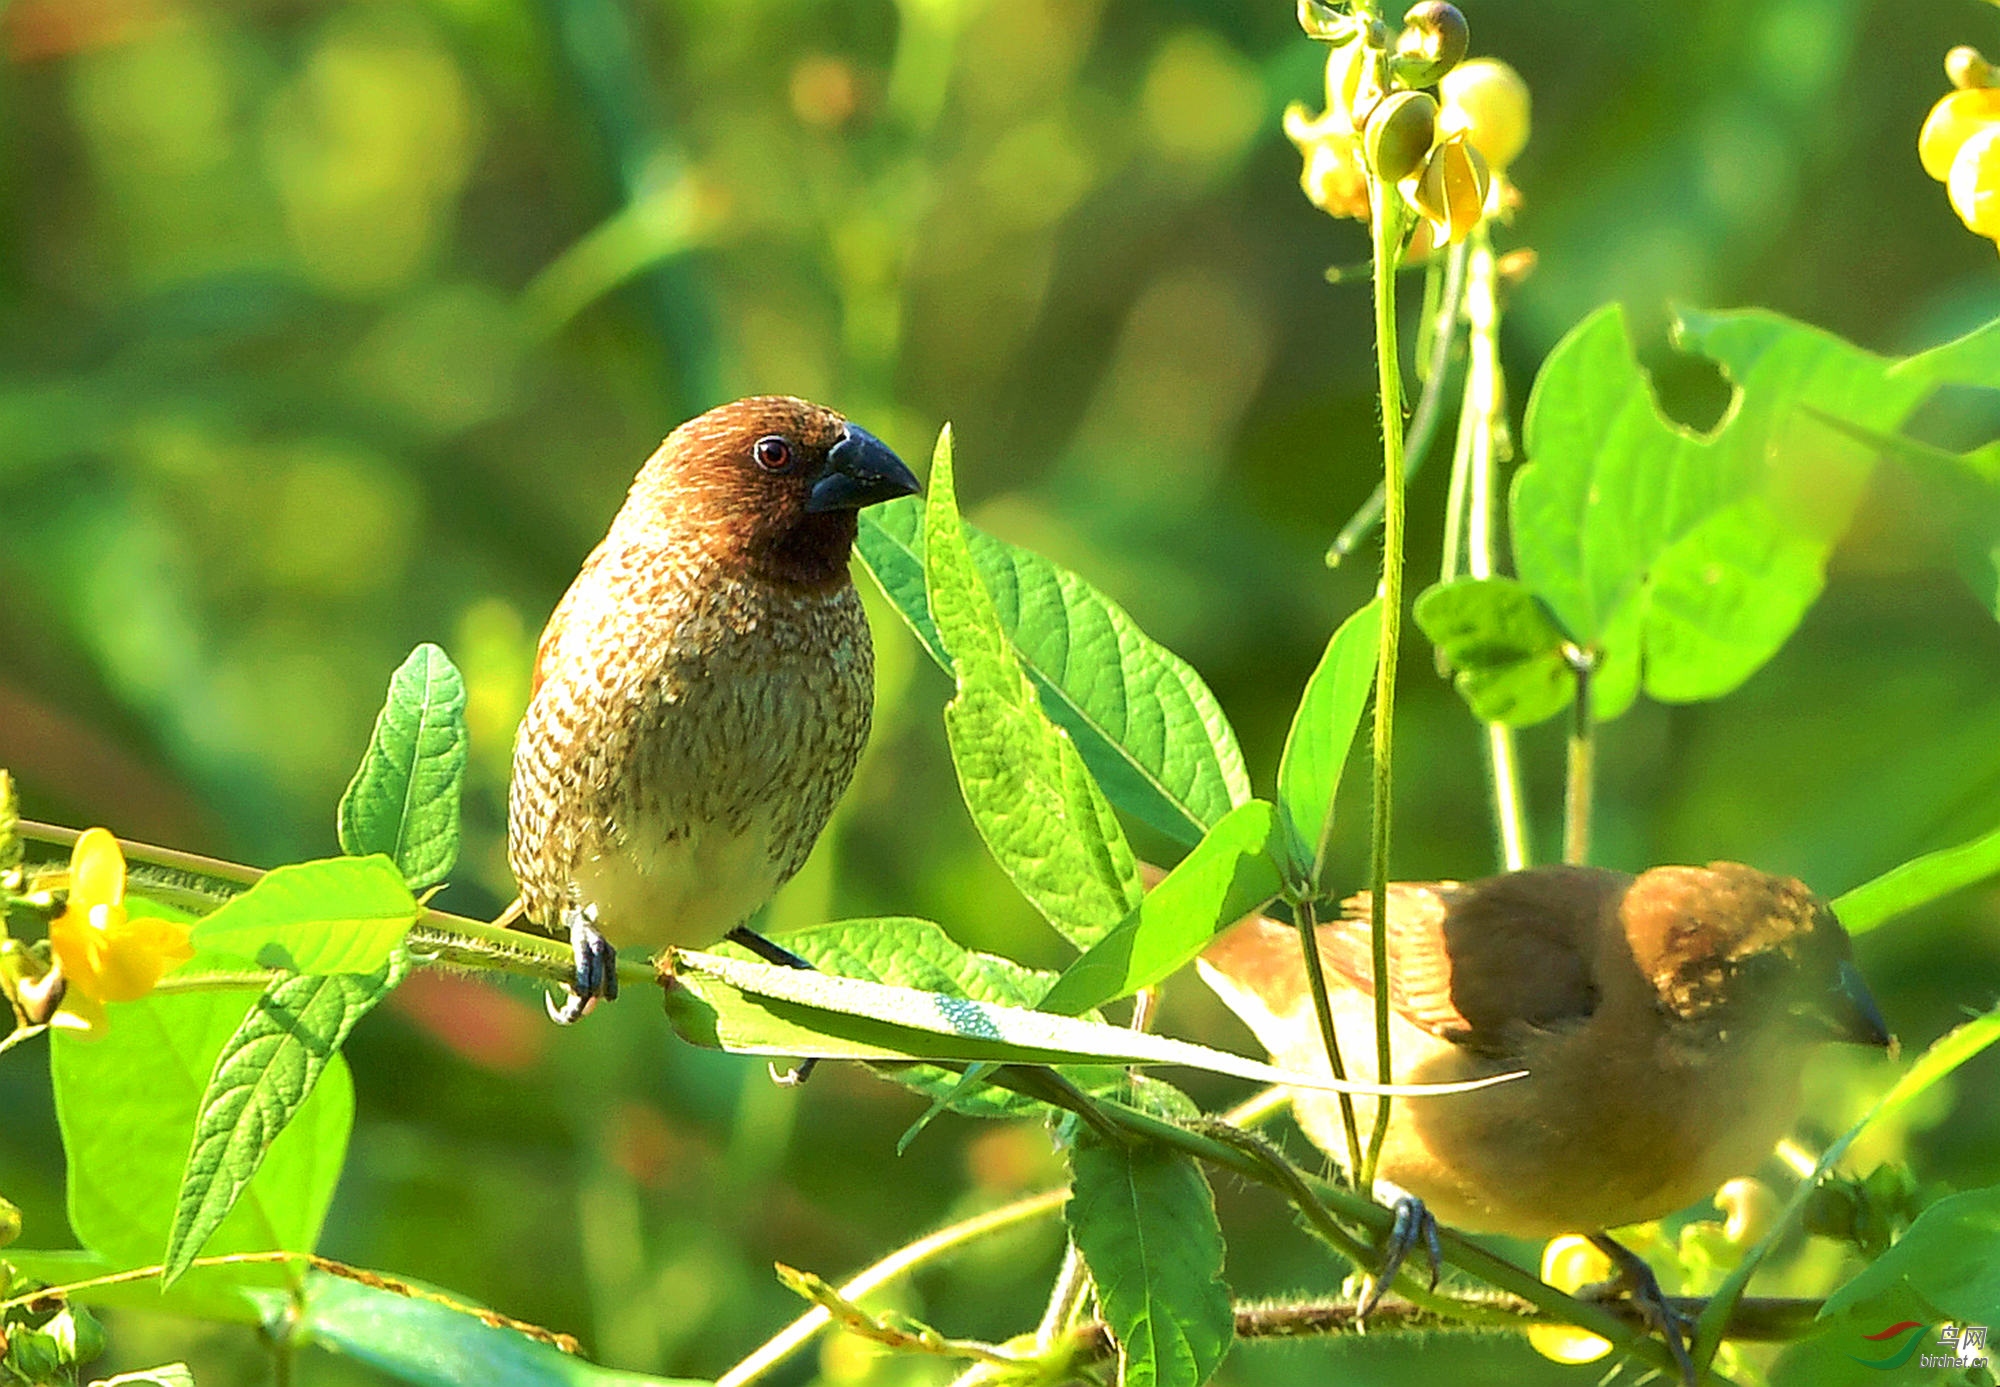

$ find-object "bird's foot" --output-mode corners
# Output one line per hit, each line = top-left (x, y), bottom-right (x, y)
(1580, 1234), (1696, 1387)
(728, 926), (819, 1085)
(546, 904), (617, 1026)
(1357, 1193), (1442, 1317)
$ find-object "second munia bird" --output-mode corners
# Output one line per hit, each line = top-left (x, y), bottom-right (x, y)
(507, 396), (921, 1021)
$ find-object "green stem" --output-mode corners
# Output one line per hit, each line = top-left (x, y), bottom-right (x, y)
(716, 1187), (1070, 1387)
(1459, 226), (1531, 869)
(1290, 896), (1363, 1178)
(1362, 172), (1407, 1193)
(1562, 646), (1595, 866)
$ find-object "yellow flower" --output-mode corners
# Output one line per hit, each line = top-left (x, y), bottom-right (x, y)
(1920, 87), (2000, 182)
(1439, 57), (1530, 172)
(1949, 124), (2000, 238)
(1526, 1235), (1614, 1366)
(1404, 132), (1490, 244)
(1285, 101), (1372, 221)
(46, 828), (191, 1032)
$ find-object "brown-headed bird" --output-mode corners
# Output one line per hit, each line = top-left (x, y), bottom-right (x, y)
(1200, 862), (1891, 1382)
(507, 396), (920, 1023)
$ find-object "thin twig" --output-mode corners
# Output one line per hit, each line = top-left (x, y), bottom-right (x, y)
(1290, 896), (1363, 1177)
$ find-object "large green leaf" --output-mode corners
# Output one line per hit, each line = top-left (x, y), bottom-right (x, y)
(1067, 1136), (1232, 1387)
(664, 946), (1504, 1095)
(1412, 577), (1574, 728)
(1511, 306), (1943, 720)
(188, 856), (418, 975)
(1819, 1185), (2000, 1324)
(301, 1271), (704, 1387)
(165, 954), (408, 1286)
(1037, 800), (1285, 1017)
(49, 990), (352, 1321)
(859, 494), (1250, 847)
(921, 428), (1142, 949)
(1276, 599), (1381, 881)
(337, 643), (468, 891)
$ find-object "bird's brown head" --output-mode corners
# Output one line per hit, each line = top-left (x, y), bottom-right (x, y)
(623, 396), (921, 591)
(1621, 863), (1891, 1049)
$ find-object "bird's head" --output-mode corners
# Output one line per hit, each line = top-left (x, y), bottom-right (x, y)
(1621, 863), (1891, 1050)
(627, 396), (921, 590)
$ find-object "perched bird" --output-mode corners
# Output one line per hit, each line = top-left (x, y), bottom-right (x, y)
(507, 396), (920, 1022)
(1200, 862), (1892, 1380)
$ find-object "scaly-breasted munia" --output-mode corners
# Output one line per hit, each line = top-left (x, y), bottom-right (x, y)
(507, 396), (920, 1022)
(1200, 862), (1891, 1381)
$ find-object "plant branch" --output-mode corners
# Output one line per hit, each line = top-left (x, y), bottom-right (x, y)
(1562, 645), (1596, 866)
(1288, 895), (1363, 1177)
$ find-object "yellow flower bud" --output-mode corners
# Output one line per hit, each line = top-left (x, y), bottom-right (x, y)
(0, 1194), (20, 1248)
(1527, 1235), (1615, 1365)
(1366, 90), (1439, 184)
(1392, 2), (1468, 88)
(1439, 57), (1530, 171)
(1950, 123), (2000, 236)
(1714, 1177), (1779, 1247)
(1920, 87), (2000, 181)
(1406, 132), (1489, 243)
(1947, 45), (1995, 91)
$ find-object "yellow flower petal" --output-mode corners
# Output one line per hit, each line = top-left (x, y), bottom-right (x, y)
(1526, 1235), (1614, 1365)
(68, 828), (126, 910)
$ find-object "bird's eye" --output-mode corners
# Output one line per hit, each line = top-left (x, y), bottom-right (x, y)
(753, 435), (793, 472)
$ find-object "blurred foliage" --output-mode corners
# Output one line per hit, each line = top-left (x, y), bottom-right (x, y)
(2, 0), (2000, 1384)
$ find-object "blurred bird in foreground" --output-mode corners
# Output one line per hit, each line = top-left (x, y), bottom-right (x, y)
(1200, 861), (1892, 1383)
(507, 396), (920, 1023)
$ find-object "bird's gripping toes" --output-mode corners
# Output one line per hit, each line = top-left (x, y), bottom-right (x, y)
(506, 397), (920, 1022)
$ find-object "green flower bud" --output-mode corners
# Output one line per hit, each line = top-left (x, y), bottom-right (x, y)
(45, 1306), (108, 1366)
(1365, 90), (1438, 185)
(5, 1326), (60, 1383)
(1392, 2), (1468, 87)
(0, 1195), (20, 1248)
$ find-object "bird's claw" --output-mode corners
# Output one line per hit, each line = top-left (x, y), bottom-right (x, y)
(770, 1058), (819, 1086)
(547, 904), (617, 1026)
(1580, 1234), (1697, 1387)
(1358, 1194), (1442, 1317)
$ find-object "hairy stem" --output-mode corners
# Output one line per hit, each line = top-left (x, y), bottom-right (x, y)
(1563, 647), (1596, 866)
(1362, 173), (1406, 1192)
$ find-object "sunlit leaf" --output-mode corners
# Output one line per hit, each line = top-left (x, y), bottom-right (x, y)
(1511, 306), (1946, 719)
(49, 990), (352, 1321)
(1277, 599), (1380, 881)
(665, 946), (1510, 1095)
(1834, 819), (2000, 936)
(302, 1270), (703, 1387)
(859, 495), (1250, 847)
(921, 428), (1142, 949)
(188, 856), (418, 975)
(1412, 577), (1573, 727)
(165, 953), (408, 1287)
(1068, 1136), (1232, 1387)
(337, 643), (469, 891)
(1037, 800), (1285, 1017)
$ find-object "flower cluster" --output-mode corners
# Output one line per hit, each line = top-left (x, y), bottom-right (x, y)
(1284, 3), (1528, 247)
(1920, 45), (2000, 252)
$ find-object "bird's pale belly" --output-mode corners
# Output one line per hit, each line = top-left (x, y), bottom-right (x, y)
(575, 809), (785, 951)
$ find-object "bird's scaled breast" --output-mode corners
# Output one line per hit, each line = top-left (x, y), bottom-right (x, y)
(509, 567), (874, 948)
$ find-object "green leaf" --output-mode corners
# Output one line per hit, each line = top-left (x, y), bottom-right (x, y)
(1277, 599), (1380, 880)
(1511, 305), (1941, 719)
(1412, 577), (1574, 728)
(164, 953), (409, 1287)
(188, 856), (418, 975)
(50, 990), (352, 1321)
(1067, 1136), (1232, 1387)
(300, 1270), (705, 1387)
(1038, 801), (1285, 1018)
(337, 643), (469, 891)
(93, 1368), (197, 1387)
(859, 495), (1250, 847)
(1834, 820), (2000, 936)
(921, 428), (1143, 949)
(664, 946), (1506, 1095)
(1820, 1185), (2000, 1324)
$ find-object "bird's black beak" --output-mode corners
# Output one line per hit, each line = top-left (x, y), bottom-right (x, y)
(806, 424), (921, 513)
(1810, 959), (1893, 1049)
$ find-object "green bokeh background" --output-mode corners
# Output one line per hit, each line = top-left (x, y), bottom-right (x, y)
(2, 0), (1998, 1382)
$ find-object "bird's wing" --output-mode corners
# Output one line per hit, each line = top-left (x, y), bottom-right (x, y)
(1323, 867), (1626, 1053)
